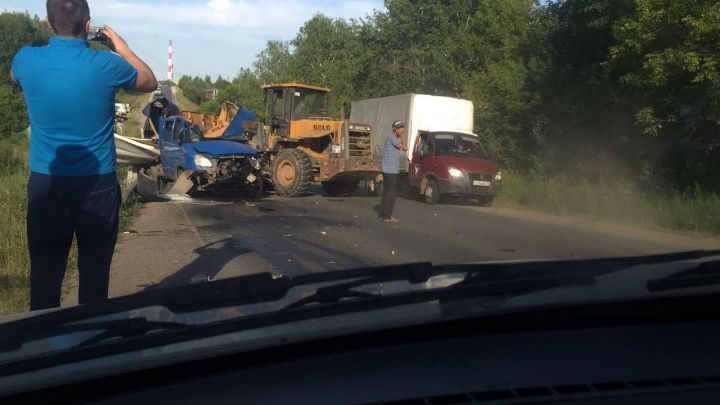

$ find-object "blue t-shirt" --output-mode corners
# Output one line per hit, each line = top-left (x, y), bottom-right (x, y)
(382, 134), (403, 174)
(12, 37), (138, 176)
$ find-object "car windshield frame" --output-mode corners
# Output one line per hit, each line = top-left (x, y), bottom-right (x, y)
(432, 132), (490, 159)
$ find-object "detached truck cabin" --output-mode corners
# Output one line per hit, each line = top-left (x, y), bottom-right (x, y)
(351, 94), (501, 206)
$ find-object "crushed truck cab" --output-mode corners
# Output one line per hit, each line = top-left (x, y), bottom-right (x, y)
(127, 100), (266, 199)
(158, 114), (264, 195)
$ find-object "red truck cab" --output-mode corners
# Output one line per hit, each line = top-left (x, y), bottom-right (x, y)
(409, 131), (501, 206)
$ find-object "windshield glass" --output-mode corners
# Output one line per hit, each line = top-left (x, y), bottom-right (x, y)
(293, 89), (329, 117)
(432, 133), (489, 159)
(2, 0), (720, 373)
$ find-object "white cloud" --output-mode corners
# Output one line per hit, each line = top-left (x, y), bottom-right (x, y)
(90, 0), (382, 35)
(3, 0), (385, 78)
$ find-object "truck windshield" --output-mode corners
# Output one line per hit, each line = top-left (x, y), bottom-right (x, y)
(432, 133), (489, 159)
(293, 89), (330, 117)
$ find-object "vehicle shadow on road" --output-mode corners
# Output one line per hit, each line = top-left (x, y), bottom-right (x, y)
(396, 190), (484, 207)
(435, 197), (485, 207)
(143, 238), (252, 291)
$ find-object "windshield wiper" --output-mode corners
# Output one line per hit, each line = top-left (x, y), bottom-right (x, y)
(1, 318), (191, 353)
(283, 250), (720, 310)
(0, 250), (719, 378)
(647, 260), (720, 293)
(2, 250), (718, 356)
(0, 272), (287, 353)
(283, 267), (596, 311)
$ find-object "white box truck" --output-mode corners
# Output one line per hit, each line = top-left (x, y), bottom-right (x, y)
(351, 94), (501, 205)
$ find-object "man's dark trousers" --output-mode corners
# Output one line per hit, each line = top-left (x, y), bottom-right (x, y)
(380, 172), (398, 219)
(27, 172), (121, 310)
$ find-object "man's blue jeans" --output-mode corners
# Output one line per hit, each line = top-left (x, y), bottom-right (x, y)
(27, 172), (121, 310)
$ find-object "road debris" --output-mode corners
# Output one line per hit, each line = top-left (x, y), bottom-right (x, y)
(165, 169), (195, 195)
(158, 194), (232, 206)
(392, 250), (396, 255)
(244, 201), (256, 207)
(283, 234), (293, 237)
(190, 274), (211, 284)
(258, 206), (276, 212)
(320, 231), (327, 235)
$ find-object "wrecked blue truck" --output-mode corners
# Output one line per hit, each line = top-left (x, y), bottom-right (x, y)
(117, 99), (266, 199)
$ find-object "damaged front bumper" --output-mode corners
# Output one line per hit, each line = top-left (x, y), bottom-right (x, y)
(192, 155), (265, 193)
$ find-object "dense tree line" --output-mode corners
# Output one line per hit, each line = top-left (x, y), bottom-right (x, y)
(1, 0), (718, 193)
(178, 0), (720, 193)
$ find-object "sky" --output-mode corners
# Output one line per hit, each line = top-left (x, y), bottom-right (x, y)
(1, 0), (385, 80)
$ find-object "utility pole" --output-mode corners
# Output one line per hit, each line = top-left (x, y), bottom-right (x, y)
(168, 39), (174, 83)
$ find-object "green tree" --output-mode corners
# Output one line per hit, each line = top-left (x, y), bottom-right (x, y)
(253, 40), (293, 84)
(178, 75), (210, 105)
(609, 0), (720, 190)
(0, 12), (51, 136)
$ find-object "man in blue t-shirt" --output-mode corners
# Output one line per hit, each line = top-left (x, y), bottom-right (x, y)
(11, 0), (157, 310)
(379, 120), (408, 223)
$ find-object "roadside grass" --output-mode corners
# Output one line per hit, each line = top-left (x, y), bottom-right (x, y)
(115, 90), (150, 138)
(496, 171), (720, 237)
(173, 86), (201, 111)
(0, 134), (31, 315)
(0, 135), (142, 316)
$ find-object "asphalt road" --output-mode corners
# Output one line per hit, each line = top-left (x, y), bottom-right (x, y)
(73, 184), (717, 300)
(160, 84), (175, 104)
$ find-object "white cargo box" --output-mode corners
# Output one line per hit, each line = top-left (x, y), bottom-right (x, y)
(350, 94), (474, 171)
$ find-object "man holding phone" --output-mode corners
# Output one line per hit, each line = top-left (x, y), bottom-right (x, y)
(379, 120), (408, 223)
(11, 0), (157, 310)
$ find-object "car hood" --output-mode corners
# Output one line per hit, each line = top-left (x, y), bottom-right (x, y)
(435, 155), (498, 174)
(1, 254), (718, 397)
(189, 140), (257, 157)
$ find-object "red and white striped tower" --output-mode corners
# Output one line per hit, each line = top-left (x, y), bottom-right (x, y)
(167, 39), (174, 83)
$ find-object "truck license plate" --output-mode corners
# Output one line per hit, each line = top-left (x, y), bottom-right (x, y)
(473, 180), (491, 187)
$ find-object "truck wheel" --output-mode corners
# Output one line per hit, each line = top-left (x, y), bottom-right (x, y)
(272, 149), (313, 197)
(322, 181), (359, 197)
(424, 179), (440, 205)
(477, 196), (494, 207)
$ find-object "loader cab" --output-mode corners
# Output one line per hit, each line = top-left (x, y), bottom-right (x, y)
(263, 83), (331, 137)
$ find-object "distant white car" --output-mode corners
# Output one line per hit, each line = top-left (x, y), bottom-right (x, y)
(115, 103), (131, 122)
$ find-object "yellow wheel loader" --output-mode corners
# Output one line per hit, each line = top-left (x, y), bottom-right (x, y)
(251, 82), (380, 197)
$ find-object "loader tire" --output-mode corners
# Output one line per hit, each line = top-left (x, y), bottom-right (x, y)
(272, 149), (313, 197)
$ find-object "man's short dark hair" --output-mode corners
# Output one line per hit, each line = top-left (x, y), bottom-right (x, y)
(46, 0), (90, 36)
